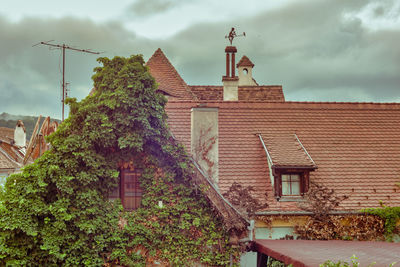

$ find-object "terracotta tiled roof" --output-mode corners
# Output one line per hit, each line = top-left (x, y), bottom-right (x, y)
(189, 86), (284, 101)
(0, 127), (14, 142)
(166, 101), (400, 212)
(189, 86), (222, 101)
(260, 134), (316, 168)
(237, 55), (254, 68)
(0, 127), (25, 171)
(146, 48), (194, 100)
(0, 142), (23, 170)
(239, 86), (285, 101)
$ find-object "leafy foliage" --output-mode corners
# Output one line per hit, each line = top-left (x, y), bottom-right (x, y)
(295, 182), (385, 240)
(363, 206), (400, 241)
(0, 55), (239, 266)
(266, 257), (293, 267)
(223, 182), (268, 218)
(299, 182), (348, 221)
(320, 254), (397, 267)
(294, 214), (385, 241)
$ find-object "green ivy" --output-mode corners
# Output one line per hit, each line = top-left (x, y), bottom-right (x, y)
(363, 206), (400, 241)
(0, 55), (239, 266)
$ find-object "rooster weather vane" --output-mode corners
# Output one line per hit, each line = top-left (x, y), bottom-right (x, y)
(225, 27), (246, 45)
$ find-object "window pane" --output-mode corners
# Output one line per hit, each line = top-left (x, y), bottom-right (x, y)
(291, 180), (300, 195)
(290, 174), (300, 182)
(122, 169), (142, 210)
(282, 180), (290, 195)
(281, 174), (301, 196)
(282, 174), (290, 182)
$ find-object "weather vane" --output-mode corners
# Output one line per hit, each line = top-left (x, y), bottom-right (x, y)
(225, 27), (246, 45)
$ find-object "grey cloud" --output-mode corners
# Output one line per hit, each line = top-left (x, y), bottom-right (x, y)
(128, 0), (178, 17)
(0, 16), (158, 119)
(158, 0), (400, 102)
(373, 6), (385, 17)
(1, 0), (400, 119)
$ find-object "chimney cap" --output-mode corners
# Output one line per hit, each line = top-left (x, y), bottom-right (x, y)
(225, 46), (237, 53)
(16, 120), (26, 133)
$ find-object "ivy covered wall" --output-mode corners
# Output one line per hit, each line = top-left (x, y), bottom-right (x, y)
(0, 55), (240, 266)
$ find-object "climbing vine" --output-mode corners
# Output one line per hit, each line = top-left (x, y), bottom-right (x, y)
(0, 55), (239, 266)
(364, 206), (400, 241)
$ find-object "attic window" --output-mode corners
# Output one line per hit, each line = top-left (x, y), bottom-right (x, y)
(109, 169), (142, 210)
(273, 169), (310, 200)
(282, 174), (300, 196)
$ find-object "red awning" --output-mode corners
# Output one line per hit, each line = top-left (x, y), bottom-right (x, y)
(255, 239), (400, 267)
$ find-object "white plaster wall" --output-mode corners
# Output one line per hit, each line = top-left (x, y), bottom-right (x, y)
(223, 80), (239, 101)
(238, 67), (257, 86)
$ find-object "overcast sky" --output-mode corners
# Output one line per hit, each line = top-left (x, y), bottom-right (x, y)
(1, 0), (399, 119)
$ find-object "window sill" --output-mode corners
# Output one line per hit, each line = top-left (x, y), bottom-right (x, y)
(278, 196), (305, 202)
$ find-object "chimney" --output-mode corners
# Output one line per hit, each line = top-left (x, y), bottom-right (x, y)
(222, 46), (239, 101)
(191, 108), (219, 186)
(14, 120), (26, 149)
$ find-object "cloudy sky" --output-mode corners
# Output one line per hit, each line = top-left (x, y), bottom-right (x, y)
(1, 0), (399, 119)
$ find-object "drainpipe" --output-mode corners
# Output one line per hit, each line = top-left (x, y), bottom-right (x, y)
(249, 219), (255, 241)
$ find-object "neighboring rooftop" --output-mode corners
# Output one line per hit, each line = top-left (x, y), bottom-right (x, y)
(0, 126), (24, 170)
(0, 127), (14, 142)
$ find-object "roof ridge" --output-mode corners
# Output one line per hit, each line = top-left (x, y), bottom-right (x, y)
(167, 100), (400, 106)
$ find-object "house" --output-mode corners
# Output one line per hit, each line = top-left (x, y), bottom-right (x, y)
(146, 43), (400, 265)
(0, 117), (58, 184)
(0, 121), (27, 180)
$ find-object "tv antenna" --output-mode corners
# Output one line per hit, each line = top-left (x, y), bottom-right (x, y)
(225, 27), (246, 45)
(33, 41), (100, 121)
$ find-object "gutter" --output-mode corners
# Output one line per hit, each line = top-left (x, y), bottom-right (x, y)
(255, 210), (365, 216)
(257, 134), (275, 187)
(294, 133), (316, 167)
(190, 157), (250, 225)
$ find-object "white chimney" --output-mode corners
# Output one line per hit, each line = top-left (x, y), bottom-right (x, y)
(191, 108), (219, 185)
(14, 120), (26, 149)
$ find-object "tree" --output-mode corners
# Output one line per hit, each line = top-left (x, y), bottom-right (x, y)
(0, 55), (238, 266)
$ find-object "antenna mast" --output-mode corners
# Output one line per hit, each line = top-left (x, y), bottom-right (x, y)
(34, 41), (100, 121)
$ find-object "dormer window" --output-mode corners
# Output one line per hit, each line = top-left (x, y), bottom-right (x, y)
(258, 134), (317, 201)
(273, 169), (311, 200)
